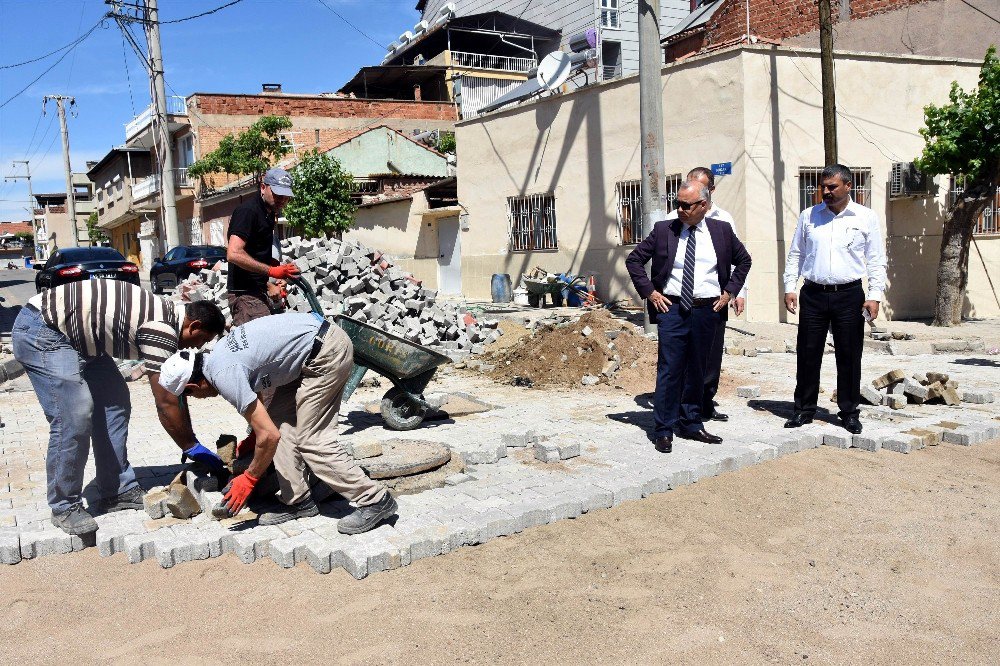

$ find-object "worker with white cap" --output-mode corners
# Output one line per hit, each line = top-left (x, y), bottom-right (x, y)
(158, 312), (397, 533)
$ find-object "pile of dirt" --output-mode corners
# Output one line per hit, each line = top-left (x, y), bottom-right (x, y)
(486, 309), (657, 389)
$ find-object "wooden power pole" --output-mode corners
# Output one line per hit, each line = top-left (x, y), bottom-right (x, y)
(819, 0), (838, 164)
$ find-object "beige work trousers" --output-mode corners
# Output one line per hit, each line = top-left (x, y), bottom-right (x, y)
(269, 323), (386, 507)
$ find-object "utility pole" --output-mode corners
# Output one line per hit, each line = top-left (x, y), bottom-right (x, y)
(44, 95), (80, 247)
(145, 0), (181, 250)
(818, 0), (838, 164)
(4, 160), (41, 260)
(638, 0), (666, 333)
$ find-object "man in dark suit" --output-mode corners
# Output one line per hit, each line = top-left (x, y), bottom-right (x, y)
(626, 182), (752, 453)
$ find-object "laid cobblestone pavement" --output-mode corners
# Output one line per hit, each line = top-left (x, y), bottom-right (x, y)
(2, 344), (997, 577)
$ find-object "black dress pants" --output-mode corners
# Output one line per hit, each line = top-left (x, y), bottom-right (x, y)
(702, 314), (726, 414)
(793, 283), (865, 419)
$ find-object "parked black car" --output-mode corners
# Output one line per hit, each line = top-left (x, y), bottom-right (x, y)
(149, 244), (226, 293)
(35, 246), (140, 293)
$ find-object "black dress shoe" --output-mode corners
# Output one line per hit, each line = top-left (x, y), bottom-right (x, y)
(654, 436), (672, 453)
(784, 413), (814, 428)
(681, 430), (723, 444)
(705, 411), (729, 422)
(841, 416), (863, 434)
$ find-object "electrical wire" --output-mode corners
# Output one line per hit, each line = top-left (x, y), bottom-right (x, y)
(0, 16), (104, 69)
(121, 29), (137, 115)
(158, 0), (246, 24)
(0, 17), (110, 110)
(314, 0), (388, 50)
(65, 0), (89, 88)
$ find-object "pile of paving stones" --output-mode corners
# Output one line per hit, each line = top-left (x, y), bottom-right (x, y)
(175, 236), (502, 358)
(860, 369), (995, 409)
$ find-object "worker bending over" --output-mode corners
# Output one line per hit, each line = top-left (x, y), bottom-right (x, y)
(158, 312), (397, 533)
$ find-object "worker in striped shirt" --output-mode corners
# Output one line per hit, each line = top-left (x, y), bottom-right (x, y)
(11, 280), (227, 536)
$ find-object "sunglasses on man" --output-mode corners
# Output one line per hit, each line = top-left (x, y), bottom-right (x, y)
(676, 199), (706, 211)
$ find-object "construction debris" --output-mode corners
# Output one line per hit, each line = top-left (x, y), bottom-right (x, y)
(860, 368), (994, 408)
(174, 237), (503, 358)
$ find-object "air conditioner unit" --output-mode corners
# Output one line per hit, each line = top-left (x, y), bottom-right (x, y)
(889, 162), (931, 198)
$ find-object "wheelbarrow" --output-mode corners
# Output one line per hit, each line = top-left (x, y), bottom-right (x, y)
(289, 277), (451, 431)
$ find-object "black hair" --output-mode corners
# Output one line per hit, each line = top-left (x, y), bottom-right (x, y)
(185, 301), (226, 336)
(687, 166), (715, 189)
(821, 163), (853, 185)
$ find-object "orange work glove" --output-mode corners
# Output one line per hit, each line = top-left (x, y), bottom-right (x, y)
(267, 263), (300, 280)
(221, 470), (259, 516)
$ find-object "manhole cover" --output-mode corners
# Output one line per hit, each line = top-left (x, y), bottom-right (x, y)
(359, 440), (451, 479)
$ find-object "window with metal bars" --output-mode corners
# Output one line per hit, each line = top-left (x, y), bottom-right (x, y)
(948, 176), (1000, 236)
(798, 167), (872, 212)
(507, 193), (558, 251)
(616, 174), (683, 245)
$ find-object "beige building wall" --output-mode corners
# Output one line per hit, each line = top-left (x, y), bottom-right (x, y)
(348, 192), (441, 289)
(456, 45), (994, 321)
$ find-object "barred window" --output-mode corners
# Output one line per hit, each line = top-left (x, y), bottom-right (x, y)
(616, 173), (683, 245)
(798, 167), (872, 212)
(508, 193), (558, 251)
(600, 0), (620, 28)
(949, 176), (1000, 236)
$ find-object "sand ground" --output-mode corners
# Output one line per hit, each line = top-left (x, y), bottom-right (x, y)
(2, 442), (998, 665)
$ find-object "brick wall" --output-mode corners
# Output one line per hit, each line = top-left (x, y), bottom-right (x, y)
(676, 0), (930, 54)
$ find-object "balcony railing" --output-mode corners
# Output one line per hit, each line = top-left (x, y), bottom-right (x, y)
(451, 51), (536, 73)
(125, 96), (188, 139)
(131, 169), (192, 200)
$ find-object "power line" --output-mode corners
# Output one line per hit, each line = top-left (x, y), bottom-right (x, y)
(159, 0), (246, 24)
(314, 0), (387, 50)
(0, 17), (110, 110)
(65, 0), (90, 88)
(0, 16), (104, 69)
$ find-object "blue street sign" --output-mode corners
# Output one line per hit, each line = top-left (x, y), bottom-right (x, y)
(711, 162), (732, 176)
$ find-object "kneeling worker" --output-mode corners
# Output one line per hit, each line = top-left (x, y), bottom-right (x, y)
(158, 312), (397, 533)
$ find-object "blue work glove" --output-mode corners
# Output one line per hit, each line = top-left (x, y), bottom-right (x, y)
(182, 441), (226, 473)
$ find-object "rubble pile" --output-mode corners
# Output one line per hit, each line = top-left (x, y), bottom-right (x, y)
(175, 236), (502, 357)
(859, 369), (995, 409)
(481, 309), (656, 389)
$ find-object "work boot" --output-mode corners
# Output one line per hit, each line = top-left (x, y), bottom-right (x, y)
(51, 505), (98, 535)
(101, 486), (145, 513)
(258, 497), (319, 526)
(337, 493), (398, 535)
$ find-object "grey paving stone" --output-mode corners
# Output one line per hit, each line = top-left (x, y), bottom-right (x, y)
(0, 530), (21, 564)
(961, 390), (995, 404)
(942, 429), (982, 446)
(19, 525), (88, 559)
(736, 385), (761, 398)
(223, 526), (285, 564)
(881, 435), (918, 454)
(823, 433), (852, 449)
(851, 434), (882, 452)
(460, 442), (507, 465)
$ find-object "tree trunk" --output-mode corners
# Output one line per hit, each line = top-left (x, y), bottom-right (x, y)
(932, 177), (996, 326)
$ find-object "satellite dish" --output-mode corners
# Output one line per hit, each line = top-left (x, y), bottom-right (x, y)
(536, 52), (571, 91)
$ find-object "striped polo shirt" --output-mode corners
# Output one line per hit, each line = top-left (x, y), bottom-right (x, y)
(27, 280), (185, 373)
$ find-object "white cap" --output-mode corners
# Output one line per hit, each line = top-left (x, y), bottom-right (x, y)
(159, 350), (197, 396)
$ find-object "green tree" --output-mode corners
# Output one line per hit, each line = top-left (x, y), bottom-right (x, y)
(283, 150), (356, 239)
(187, 115), (293, 185)
(14, 231), (34, 245)
(915, 46), (1000, 326)
(86, 211), (107, 244)
(435, 131), (456, 154)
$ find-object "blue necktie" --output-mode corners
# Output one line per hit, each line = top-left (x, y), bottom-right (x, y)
(680, 227), (696, 311)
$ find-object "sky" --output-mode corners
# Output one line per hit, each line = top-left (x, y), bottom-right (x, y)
(0, 0), (424, 221)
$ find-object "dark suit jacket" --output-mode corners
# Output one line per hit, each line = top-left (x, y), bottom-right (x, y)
(625, 218), (752, 322)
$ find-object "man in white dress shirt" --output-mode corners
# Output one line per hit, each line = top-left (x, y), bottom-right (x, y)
(782, 164), (887, 434)
(665, 167), (748, 422)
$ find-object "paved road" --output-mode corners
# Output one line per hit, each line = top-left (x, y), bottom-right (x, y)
(0, 269), (37, 336)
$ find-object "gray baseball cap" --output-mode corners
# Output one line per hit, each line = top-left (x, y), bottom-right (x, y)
(263, 167), (294, 197)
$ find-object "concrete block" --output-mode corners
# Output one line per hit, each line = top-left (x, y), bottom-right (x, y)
(444, 473), (474, 486)
(881, 435), (918, 453)
(961, 390), (997, 404)
(742, 348), (758, 357)
(940, 387), (962, 406)
(872, 369), (906, 390)
(0, 530), (21, 564)
(558, 440), (581, 460)
(903, 378), (930, 402)
(736, 385), (761, 398)
(942, 429), (983, 446)
(143, 486), (170, 519)
(19, 525), (88, 559)
(905, 428), (942, 447)
(460, 442), (507, 465)
(223, 526), (284, 564)
(932, 341), (966, 353)
(861, 384), (883, 405)
(851, 434), (882, 452)
(534, 441), (560, 463)
(823, 433), (852, 449)
(889, 382), (907, 396)
(883, 394), (907, 409)
(798, 433), (822, 449)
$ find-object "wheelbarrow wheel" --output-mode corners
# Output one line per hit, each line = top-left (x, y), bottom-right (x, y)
(380, 387), (429, 431)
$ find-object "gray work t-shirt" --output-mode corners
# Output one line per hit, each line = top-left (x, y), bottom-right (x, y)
(204, 313), (322, 414)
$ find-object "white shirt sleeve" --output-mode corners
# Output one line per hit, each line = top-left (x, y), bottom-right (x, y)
(864, 208), (888, 301)
(783, 210), (807, 293)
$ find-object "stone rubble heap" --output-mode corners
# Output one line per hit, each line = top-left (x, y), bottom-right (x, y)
(859, 369), (995, 409)
(175, 236), (502, 358)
